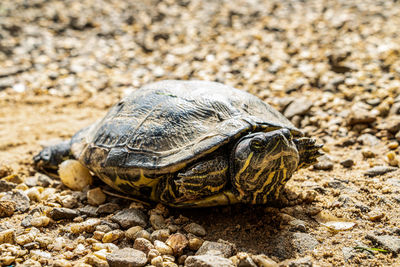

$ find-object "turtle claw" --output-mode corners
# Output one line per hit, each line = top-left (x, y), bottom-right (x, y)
(294, 137), (323, 170)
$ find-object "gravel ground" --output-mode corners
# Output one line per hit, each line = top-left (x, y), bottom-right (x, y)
(1, 0), (400, 266)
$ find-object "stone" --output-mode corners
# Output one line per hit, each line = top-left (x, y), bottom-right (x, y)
(134, 237), (154, 255)
(357, 134), (380, 146)
(149, 214), (166, 230)
(231, 252), (257, 267)
(283, 98), (313, 119)
(0, 180), (16, 192)
(49, 207), (79, 220)
(111, 209), (147, 229)
(0, 190), (30, 212)
(292, 233), (319, 254)
(366, 234), (400, 254)
(150, 229), (170, 242)
(125, 226), (144, 240)
(340, 159), (354, 168)
(106, 248), (147, 267)
(342, 247), (356, 262)
(184, 223), (207, 237)
(364, 166), (397, 177)
(154, 240), (173, 255)
(185, 255), (234, 267)
(313, 155), (333, 171)
(165, 233), (188, 255)
(96, 203), (119, 214)
(251, 254), (278, 267)
(281, 256), (313, 267)
(0, 229), (15, 244)
(348, 107), (376, 126)
(102, 230), (124, 243)
(87, 187), (106, 206)
(367, 211), (385, 222)
(196, 241), (235, 258)
(0, 200), (15, 217)
(59, 160), (93, 191)
(79, 205), (98, 217)
(188, 236), (204, 251)
(30, 216), (50, 227)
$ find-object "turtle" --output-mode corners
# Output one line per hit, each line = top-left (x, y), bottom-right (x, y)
(34, 80), (322, 207)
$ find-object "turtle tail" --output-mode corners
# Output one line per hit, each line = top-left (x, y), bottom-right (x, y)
(294, 137), (323, 170)
(33, 140), (73, 171)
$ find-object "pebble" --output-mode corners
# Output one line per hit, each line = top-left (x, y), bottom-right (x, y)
(166, 233), (188, 255)
(125, 226), (144, 240)
(185, 255), (235, 267)
(58, 160), (93, 191)
(87, 187), (106, 206)
(362, 149), (376, 159)
(251, 254), (278, 267)
(0, 190), (30, 212)
(25, 187), (41, 202)
(133, 237), (155, 255)
(70, 218), (101, 234)
(0, 229), (15, 244)
(102, 230), (124, 243)
(149, 214), (166, 230)
(133, 229), (151, 240)
(148, 248), (161, 260)
(150, 229), (171, 242)
(340, 159), (354, 168)
(388, 141), (399, 150)
(365, 234), (400, 254)
(230, 252), (257, 267)
(357, 134), (381, 146)
(96, 203), (119, 215)
(150, 255), (163, 266)
(364, 166), (398, 177)
(188, 236), (204, 251)
(0, 180), (16, 192)
(79, 205), (98, 217)
(49, 207), (79, 220)
(59, 194), (79, 209)
(313, 155), (334, 171)
(0, 200), (15, 218)
(111, 209), (147, 229)
(283, 98), (313, 119)
(154, 240), (174, 255)
(106, 248), (147, 267)
(367, 211), (385, 222)
(196, 241), (235, 258)
(30, 216), (50, 227)
(184, 222), (207, 237)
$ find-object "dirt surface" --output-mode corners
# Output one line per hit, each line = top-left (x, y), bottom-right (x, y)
(1, 0), (400, 266)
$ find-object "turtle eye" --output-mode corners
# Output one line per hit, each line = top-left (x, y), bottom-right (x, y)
(250, 138), (264, 152)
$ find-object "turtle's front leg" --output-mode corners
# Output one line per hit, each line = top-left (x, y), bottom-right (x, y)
(33, 140), (73, 171)
(294, 138), (323, 170)
(157, 156), (229, 205)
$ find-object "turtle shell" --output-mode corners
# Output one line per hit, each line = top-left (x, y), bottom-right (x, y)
(74, 80), (302, 175)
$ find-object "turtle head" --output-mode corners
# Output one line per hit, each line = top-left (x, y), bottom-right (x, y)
(231, 129), (299, 204)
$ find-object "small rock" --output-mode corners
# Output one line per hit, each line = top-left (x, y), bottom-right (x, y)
(340, 159), (354, 168)
(184, 223), (207, 237)
(0, 180), (17, 192)
(148, 248), (161, 260)
(111, 209), (147, 229)
(154, 240), (173, 255)
(281, 256), (313, 267)
(49, 207), (79, 220)
(251, 254), (278, 267)
(292, 233), (319, 254)
(284, 98), (313, 119)
(196, 241), (235, 258)
(366, 234), (400, 254)
(289, 219), (307, 232)
(150, 255), (163, 266)
(0, 229), (15, 244)
(166, 233), (188, 255)
(79, 205), (98, 217)
(134, 237), (154, 255)
(357, 134), (380, 146)
(313, 155), (334, 171)
(125, 226), (144, 240)
(59, 194), (79, 208)
(364, 166), (397, 177)
(106, 248), (147, 267)
(102, 230), (124, 243)
(367, 211), (385, 222)
(188, 236), (204, 251)
(87, 187), (106, 206)
(96, 203), (119, 214)
(149, 214), (166, 230)
(388, 141), (399, 150)
(185, 255), (234, 267)
(230, 252), (257, 267)
(348, 108), (376, 126)
(342, 247), (356, 262)
(30, 216), (50, 227)
(59, 160), (93, 191)
(0, 200), (15, 217)
(70, 218), (101, 234)
(0, 190), (30, 212)
(362, 149), (376, 159)
(150, 229), (170, 242)
(134, 230), (151, 240)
